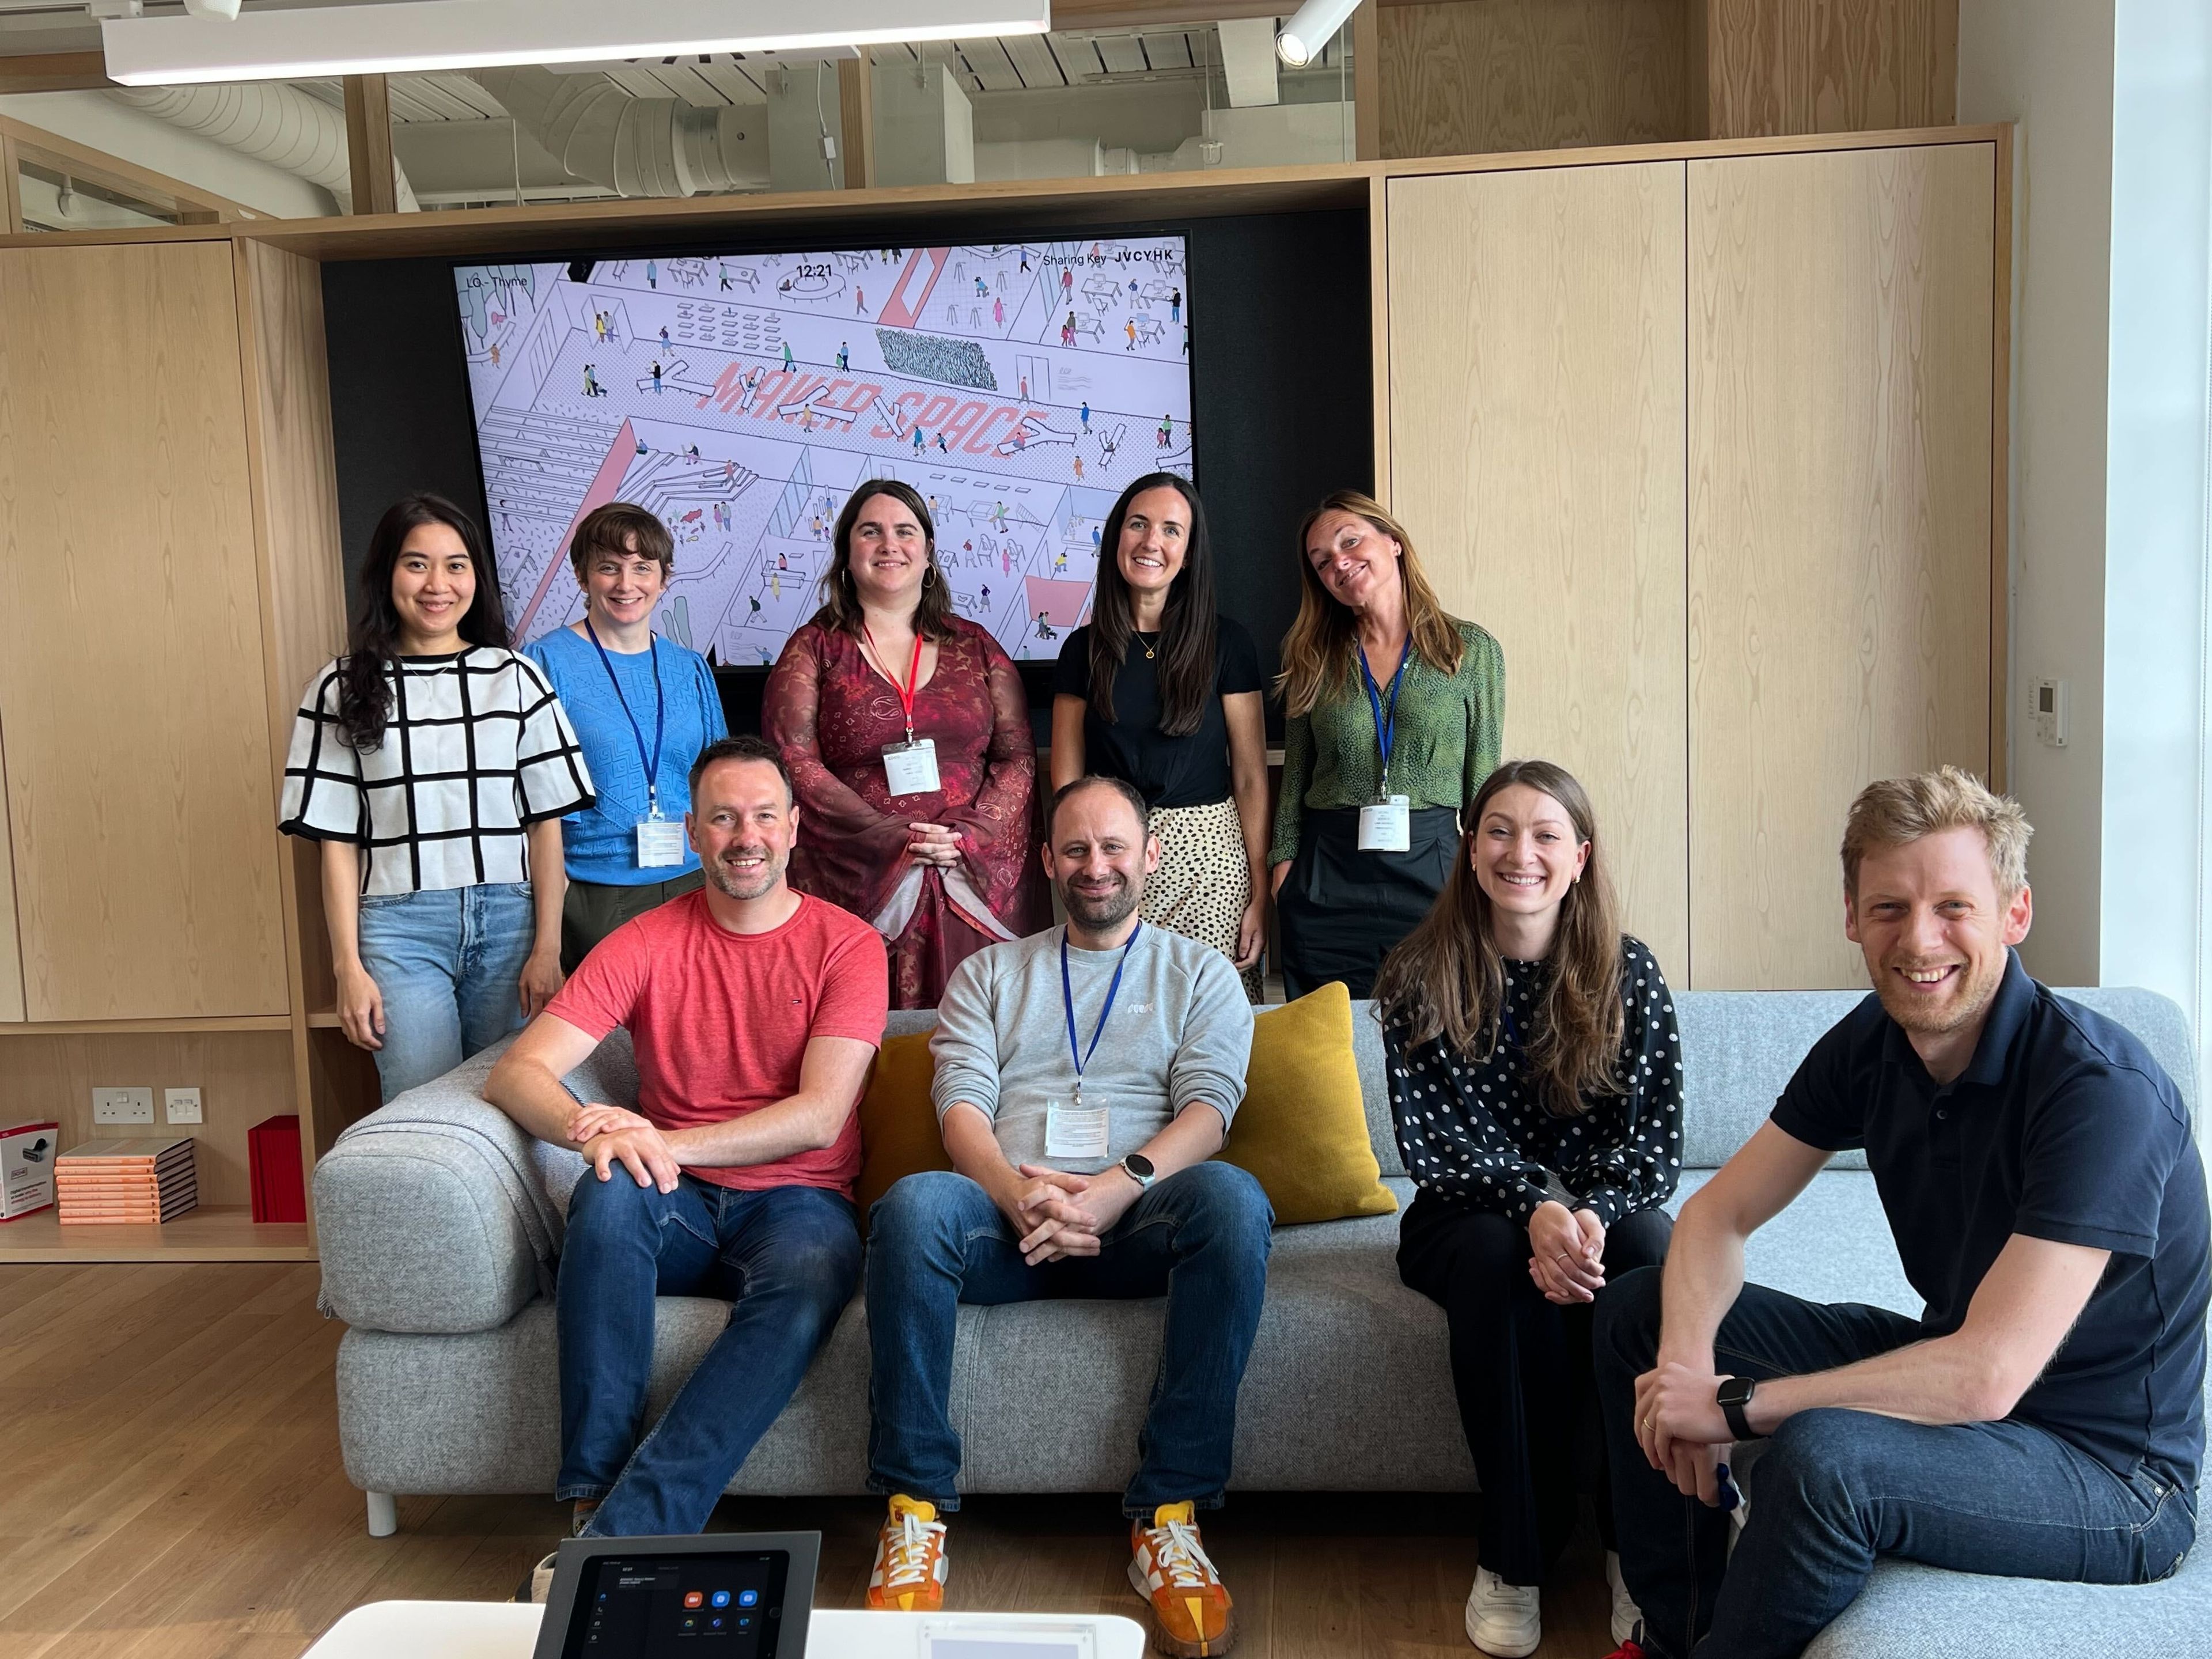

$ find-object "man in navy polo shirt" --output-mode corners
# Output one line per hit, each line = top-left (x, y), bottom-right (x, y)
(1594, 766), (2208, 1659)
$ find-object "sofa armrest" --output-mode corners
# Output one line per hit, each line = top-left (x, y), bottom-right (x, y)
(315, 1037), (580, 1335)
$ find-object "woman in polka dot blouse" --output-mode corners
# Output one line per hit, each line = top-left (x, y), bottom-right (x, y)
(1371, 759), (1683, 1657)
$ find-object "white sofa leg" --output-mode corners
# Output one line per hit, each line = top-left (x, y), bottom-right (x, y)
(366, 1490), (398, 1537)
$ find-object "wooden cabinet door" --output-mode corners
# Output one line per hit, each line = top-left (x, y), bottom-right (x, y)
(1687, 143), (1996, 988)
(0, 241), (287, 1020)
(1387, 161), (1690, 984)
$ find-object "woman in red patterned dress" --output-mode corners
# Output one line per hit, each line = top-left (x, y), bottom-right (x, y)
(763, 479), (1048, 1007)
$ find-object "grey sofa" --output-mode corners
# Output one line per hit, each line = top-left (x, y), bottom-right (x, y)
(316, 988), (2209, 1655)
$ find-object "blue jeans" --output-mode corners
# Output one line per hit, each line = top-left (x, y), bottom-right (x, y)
(355, 882), (537, 1103)
(864, 1161), (1274, 1518)
(1596, 1266), (2198, 1659)
(557, 1171), (862, 1537)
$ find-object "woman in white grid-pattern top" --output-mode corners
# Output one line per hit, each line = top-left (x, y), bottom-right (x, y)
(279, 494), (594, 1103)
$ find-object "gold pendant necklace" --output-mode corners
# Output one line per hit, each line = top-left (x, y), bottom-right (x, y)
(1138, 631), (1157, 660)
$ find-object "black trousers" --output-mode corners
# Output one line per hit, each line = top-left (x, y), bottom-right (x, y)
(1397, 1188), (1675, 1586)
(1276, 805), (1458, 1000)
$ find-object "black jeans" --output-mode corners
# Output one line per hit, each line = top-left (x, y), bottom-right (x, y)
(1397, 1188), (1675, 1585)
(1594, 1266), (2197, 1659)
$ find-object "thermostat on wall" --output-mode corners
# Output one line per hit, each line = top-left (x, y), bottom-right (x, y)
(2033, 678), (2068, 749)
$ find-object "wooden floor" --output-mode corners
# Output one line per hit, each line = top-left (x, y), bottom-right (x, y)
(0, 1263), (1616, 1658)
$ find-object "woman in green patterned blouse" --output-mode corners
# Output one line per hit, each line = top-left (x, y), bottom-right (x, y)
(1268, 490), (1504, 998)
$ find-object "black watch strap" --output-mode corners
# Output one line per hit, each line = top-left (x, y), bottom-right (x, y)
(1717, 1376), (1757, 1441)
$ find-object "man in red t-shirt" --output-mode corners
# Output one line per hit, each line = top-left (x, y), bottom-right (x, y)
(486, 736), (889, 1540)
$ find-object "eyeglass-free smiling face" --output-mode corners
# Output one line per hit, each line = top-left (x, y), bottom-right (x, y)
(846, 493), (931, 608)
(391, 521), (476, 652)
(1117, 486), (1191, 605)
(1304, 507), (1402, 612)
(1470, 784), (1589, 938)
(583, 536), (666, 631)
(1844, 824), (2032, 1071)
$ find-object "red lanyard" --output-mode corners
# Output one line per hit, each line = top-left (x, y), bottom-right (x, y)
(862, 623), (923, 743)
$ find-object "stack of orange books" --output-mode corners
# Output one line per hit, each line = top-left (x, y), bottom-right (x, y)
(55, 1138), (199, 1225)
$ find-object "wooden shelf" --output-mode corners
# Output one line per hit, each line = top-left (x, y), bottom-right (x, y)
(0, 1014), (292, 1036)
(0, 1204), (312, 1262)
(306, 1009), (340, 1028)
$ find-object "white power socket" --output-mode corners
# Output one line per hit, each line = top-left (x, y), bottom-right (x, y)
(92, 1086), (155, 1125)
(164, 1087), (204, 1126)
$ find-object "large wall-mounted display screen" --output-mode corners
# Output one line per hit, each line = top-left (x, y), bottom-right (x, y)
(453, 236), (1193, 665)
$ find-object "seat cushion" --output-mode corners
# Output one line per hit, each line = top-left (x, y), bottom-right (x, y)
(1669, 1169), (1918, 1317)
(854, 1031), (953, 1216)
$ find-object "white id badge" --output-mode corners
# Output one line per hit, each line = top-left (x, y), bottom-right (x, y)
(1358, 794), (1412, 853)
(1044, 1096), (1111, 1161)
(635, 815), (687, 868)
(882, 737), (941, 797)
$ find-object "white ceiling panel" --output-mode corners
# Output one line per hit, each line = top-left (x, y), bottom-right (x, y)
(954, 36), (1020, 91)
(1094, 34), (1146, 75)
(1043, 33), (1101, 82)
(1138, 32), (1191, 71)
(998, 31), (1063, 89)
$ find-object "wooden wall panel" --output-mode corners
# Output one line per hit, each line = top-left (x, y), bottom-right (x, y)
(2, 1029), (297, 1208)
(1388, 162), (1690, 983)
(236, 237), (349, 1018)
(1696, 0), (1958, 139)
(1378, 0), (1688, 160)
(1688, 144), (1994, 988)
(0, 242), (288, 1020)
(0, 704), (22, 1022)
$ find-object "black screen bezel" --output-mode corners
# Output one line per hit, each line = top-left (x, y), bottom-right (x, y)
(533, 1531), (820, 1659)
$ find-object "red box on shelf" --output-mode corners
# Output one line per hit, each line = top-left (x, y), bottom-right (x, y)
(248, 1114), (306, 1224)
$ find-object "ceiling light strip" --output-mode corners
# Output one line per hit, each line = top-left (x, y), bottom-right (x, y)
(103, 0), (1051, 86)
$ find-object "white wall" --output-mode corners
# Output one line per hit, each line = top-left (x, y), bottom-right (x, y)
(1959, 0), (2212, 1042)
(2103, 0), (2212, 1020)
(0, 90), (336, 218)
(1956, 0), (2117, 985)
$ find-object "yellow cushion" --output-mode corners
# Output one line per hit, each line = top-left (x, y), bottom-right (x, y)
(854, 1031), (953, 1216)
(855, 982), (1397, 1227)
(1219, 980), (1399, 1224)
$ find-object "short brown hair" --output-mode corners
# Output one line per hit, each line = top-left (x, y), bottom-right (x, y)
(1050, 774), (1150, 839)
(1841, 766), (2032, 900)
(688, 734), (790, 805)
(569, 502), (674, 581)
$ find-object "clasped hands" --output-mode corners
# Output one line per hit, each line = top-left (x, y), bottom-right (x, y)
(567, 1102), (681, 1194)
(1005, 1161), (1138, 1266)
(1527, 1198), (1607, 1304)
(906, 821), (963, 869)
(1633, 1353), (1738, 1506)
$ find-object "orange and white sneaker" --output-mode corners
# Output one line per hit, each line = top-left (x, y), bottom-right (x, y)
(1128, 1501), (1236, 1657)
(865, 1494), (949, 1613)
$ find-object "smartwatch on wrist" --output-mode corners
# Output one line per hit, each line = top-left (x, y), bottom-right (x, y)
(1715, 1376), (1759, 1441)
(1119, 1153), (1157, 1191)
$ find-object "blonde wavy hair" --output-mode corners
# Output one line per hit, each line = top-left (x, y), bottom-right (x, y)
(1274, 491), (1464, 718)
(1842, 766), (2032, 901)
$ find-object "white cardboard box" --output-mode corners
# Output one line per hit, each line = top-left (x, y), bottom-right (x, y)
(1, 1121), (59, 1220)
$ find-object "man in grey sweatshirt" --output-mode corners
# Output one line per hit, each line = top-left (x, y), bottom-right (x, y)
(862, 775), (1268, 1659)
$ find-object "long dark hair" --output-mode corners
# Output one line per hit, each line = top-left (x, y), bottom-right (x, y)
(336, 494), (508, 751)
(1371, 759), (1627, 1118)
(1088, 473), (1217, 736)
(809, 479), (956, 642)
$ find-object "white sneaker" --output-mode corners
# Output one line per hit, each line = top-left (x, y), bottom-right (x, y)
(1605, 1551), (1642, 1646)
(527, 1551), (557, 1604)
(1463, 1566), (1539, 1657)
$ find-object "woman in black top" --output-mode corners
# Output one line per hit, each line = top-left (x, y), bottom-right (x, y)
(1051, 473), (1268, 1000)
(1373, 759), (1683, 1657)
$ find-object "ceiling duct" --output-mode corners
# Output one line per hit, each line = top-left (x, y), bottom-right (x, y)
(107, 81), (418, 211)
(467, 65), (759, 198)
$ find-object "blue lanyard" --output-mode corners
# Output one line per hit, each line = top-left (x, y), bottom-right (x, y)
(584, 619), (668, 814)
(1358, 641), (1411, 792)
(1062, 923), (1141, 1100)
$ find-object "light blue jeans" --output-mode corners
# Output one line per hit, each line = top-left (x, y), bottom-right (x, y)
(355, 882), (537, 1103)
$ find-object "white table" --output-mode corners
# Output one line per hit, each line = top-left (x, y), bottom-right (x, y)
(304, 1600), (1146, 1659)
